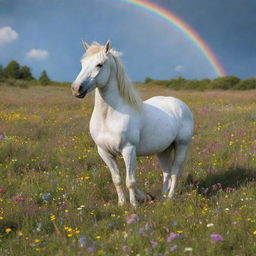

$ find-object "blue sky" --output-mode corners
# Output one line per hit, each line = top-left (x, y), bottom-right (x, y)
(0, 0), (255, 81)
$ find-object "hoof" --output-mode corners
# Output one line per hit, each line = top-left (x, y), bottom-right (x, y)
(145, 192), (155, 201)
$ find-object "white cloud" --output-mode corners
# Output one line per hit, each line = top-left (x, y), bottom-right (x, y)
(174, 65), (184, 72)
(0, 26), (18, 46)
(26, 48), (49, 60)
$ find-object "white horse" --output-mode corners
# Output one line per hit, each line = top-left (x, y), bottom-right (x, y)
(72, 40), (193, 208)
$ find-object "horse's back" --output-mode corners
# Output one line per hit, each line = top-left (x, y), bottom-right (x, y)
(140, 96), (193, 150)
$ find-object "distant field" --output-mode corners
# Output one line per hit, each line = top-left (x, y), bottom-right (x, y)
(0, 85), (255, 255)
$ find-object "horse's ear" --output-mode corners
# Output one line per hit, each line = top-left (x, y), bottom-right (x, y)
(105, 40), (111, 53)
(82, 39), (89, 51)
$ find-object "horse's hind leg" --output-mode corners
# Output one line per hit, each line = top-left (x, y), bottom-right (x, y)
(157, 145), (174, 197)
(168, 143), (188, 198)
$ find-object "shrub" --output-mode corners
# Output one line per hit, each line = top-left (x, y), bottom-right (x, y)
(233, 78), (256, 90)
(210, 76), (240, 90)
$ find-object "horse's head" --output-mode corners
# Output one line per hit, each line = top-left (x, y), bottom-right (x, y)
(71, 40), (113, 98)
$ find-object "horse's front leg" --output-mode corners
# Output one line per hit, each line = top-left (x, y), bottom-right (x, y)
(122, 143), (145, 208)
(97, 146), (126, 206)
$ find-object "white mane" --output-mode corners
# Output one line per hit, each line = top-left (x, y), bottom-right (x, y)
(83, 43), (142, 110)
(110, 52), (142, 110)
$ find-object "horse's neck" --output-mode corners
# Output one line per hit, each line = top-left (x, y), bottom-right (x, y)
(93, 76), (125, 119)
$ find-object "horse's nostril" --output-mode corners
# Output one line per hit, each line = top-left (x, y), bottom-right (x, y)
(78, 85), (83, 93)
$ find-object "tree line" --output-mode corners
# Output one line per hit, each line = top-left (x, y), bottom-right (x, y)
(0, 60), (51, 85)
(144, 76), (256, 90)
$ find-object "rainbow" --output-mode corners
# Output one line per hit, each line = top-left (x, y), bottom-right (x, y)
(118, 0), (226, 76)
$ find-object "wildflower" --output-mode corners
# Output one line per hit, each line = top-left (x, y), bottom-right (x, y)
(144, 223), (152, 230)
(79, 237), (87, 247)
(50, 215), (56, 221)
(206, 223), (214, 228)
(0, 187), (5, 194)
(67, 233), (73, 238)
(0, 133), (5, 140)
(150, 241), (158, 248)
(42, 193), (51, 200)
(167, 233), (179, 242)
(0, 216), (3, 220)
(34, 239), (40, 243)
(96, 235), (101, 239)
(18, 231), (23, 236)
(226, 187), (233, 193)
(5, 228), (12, 233)
(126, 214), (139, 224)
(184, 247), (193, 252)
(138, 227), (147, 236)
(13, 196), (26, 202)
(169, 245), (178, 252)
(210, 234), (224, 242)
(253, 231), (256, 235)
(122, 245), (129, 251)
(87, 246), (96, 253)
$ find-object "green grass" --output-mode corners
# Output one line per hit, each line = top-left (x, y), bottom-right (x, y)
(0, 85), (255, 255)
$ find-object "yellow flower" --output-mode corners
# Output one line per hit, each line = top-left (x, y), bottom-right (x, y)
(67, 233), (73, 238)
(34, 239), (40, 243)
(253, 231), (256, 235)
(50, 215), (56, 221)
(5, 228), (12, 233)
(96, 235), (101, 239)
(0, 216), (3, 220)
(18, 231), (23, 237)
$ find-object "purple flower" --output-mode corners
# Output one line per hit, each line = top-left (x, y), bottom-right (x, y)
(126, 214), (139, 224)
(150, 241), (158, 248)
(167, 233), (179, 242)
(79, 236), (87, 247)
(122, 245), (129, 251)
(87, 246), (96, 252)
(42, 193), (51, 200)
(169, 245), (178, 252)
(210, 234), (224, 242)
(138, 228), (147, 236)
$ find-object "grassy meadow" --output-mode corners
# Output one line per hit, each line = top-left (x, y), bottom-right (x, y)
(0, 84), (255, 255)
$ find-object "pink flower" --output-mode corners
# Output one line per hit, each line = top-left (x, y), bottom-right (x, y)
(226, 187), (234, 193)
(0, 187), (6, 194)
(13, 196), (26, 202)
(126, 214), (139, 224)
(150, 241), (158, 248)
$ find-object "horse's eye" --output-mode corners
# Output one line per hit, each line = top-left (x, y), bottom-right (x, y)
(96, 63), (103, 68)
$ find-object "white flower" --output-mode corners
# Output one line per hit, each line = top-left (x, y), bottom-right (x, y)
(207, 223), (214, 228)
(184, 247), (193, 252)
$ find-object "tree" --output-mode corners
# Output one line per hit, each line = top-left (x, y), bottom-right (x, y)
(19, 66), (34, 80)
(39, 70), (50, 85)
(3, 60), (20, 79)
(210, 76), (240, 90)
(234, 78), (256, 90)
(144, 77), (154, 83)
(0, 65), (3, 79)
